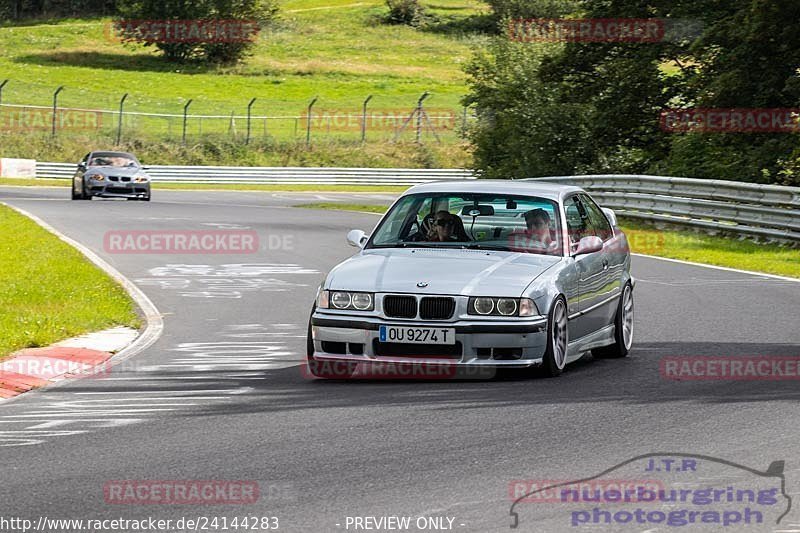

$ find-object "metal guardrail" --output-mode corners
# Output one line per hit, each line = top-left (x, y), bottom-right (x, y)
(34, 162), (476, 185)
(529, 175), (800, 242)
(32, 163), (799, 242)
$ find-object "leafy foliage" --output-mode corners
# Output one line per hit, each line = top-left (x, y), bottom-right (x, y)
(467, 0), (800, 183)
(384, 0), (433, 28)
(115, 0), (278, 63)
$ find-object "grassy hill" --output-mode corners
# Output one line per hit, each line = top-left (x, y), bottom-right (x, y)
(0, 0), (489, 167)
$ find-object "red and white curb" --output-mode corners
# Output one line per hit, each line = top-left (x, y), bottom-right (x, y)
(0, 327), (139, 399)
(0, 203), (164, 403)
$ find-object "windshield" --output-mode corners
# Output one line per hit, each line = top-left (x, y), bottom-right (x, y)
(367, 193), (563, 256)
(88, 154), (139, 168)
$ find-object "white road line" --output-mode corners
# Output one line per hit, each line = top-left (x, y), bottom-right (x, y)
(632, 253), (800, 283)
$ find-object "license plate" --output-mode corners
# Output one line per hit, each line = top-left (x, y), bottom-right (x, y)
(379, 325), (456, 345)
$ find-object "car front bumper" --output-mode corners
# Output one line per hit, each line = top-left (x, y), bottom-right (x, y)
(89, 181), (150, 198)
(310, 313), (549, 368)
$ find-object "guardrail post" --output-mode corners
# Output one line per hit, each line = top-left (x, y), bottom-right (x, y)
(52, 86), (64, 138)
(182, 99), (193, 144)
(116, 93), (128, 145)
(306, 96), (318, 148)
(416, 91), (430, 144)
(0, 79), (8, 107)
(246, 98), (256, 145)
(361, 95), (373, 143)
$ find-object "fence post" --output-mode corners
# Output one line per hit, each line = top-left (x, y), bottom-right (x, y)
(416, 91), (430, 144)
(0, 80), (8, 107)
(361, 94), (373, 143)
(306, 96), (318, 148)
(116, 93), (128, 145)
(246, 97), (256, 145)
(182, 99), (193, 144)
(52, 86), (64, 138)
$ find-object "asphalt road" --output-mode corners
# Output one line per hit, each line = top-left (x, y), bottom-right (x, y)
(0, 186), (799, 533)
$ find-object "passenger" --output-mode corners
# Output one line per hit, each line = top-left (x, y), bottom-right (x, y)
(523, 209), (554, 247)
(509, 209), (554, 252)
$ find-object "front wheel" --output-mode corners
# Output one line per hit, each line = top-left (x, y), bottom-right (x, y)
(593, 282), (634, 359)
(539, 297), (568, 377)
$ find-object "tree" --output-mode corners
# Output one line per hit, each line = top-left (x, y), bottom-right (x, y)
(115, 0), (278, 63)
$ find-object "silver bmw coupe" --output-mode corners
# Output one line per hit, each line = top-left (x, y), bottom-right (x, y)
(307, 180), (634, 378)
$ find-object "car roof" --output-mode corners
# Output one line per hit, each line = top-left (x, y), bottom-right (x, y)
(403, 179), (585, 201)
(90, 151), (138, 159)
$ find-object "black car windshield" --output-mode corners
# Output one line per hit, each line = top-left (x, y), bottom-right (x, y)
(367, 193), (563, 256)
(89, 154), (139, 168)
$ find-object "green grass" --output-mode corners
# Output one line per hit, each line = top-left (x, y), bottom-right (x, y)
(295, 201), (390, 212)
(619, 220), (800, 278)
(292, 203), (800, 278)
(0, 177), (409, 192)
(0, 204), (140, 359)
(0, 1), (487, 120)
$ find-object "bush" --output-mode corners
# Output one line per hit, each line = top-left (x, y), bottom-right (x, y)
(384, 0), (432, 27)
(482, 0), (579, 24)
(115, 0), (279, 64)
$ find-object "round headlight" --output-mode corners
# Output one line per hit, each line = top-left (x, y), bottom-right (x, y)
(351, 293), (372, 310)
(474, 297), (495, 315)
(88, 174), (104, 181)
(497, 298), (518, 316)
(331, 292), (352, 309)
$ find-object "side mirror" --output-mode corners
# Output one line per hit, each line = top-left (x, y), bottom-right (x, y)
(78, 162), (87, 169)
(346, 229), (368, 249)
(574, 236), (604, 256)
(602, 207), (618, 227)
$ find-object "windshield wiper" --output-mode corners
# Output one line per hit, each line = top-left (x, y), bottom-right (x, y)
(463, 243), (510, 251)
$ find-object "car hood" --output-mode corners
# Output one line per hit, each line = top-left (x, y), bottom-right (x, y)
(326, 248), (561, 297)
(85, 166), (144, 177)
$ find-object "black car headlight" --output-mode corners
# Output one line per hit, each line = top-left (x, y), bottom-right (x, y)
(468, 297), (539, 317)
(317, 290), (374, 311)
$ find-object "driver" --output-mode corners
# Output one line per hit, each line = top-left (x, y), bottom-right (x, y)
(427, 211), (461, 242)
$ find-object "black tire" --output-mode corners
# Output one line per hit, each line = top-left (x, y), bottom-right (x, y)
(305, 305), (356, 379)
(81, 183), (92, 200)
(539, 296), (568, 377)
(142, 194), (151, 202)
(593, 282), (634, 359)
(71, 185), (79, 200)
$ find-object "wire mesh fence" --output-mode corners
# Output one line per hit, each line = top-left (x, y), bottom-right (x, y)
(0, 79), (473, 146)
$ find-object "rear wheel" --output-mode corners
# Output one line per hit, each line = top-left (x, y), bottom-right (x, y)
(539, 297), (568, 377)
(593, 282), (634, 359)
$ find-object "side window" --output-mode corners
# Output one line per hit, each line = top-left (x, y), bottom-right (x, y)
(580, 194), (613, 241)
(565, 196), (591, 249)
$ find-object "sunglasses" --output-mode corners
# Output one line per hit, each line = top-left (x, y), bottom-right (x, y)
(435, 219), (454, 227)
